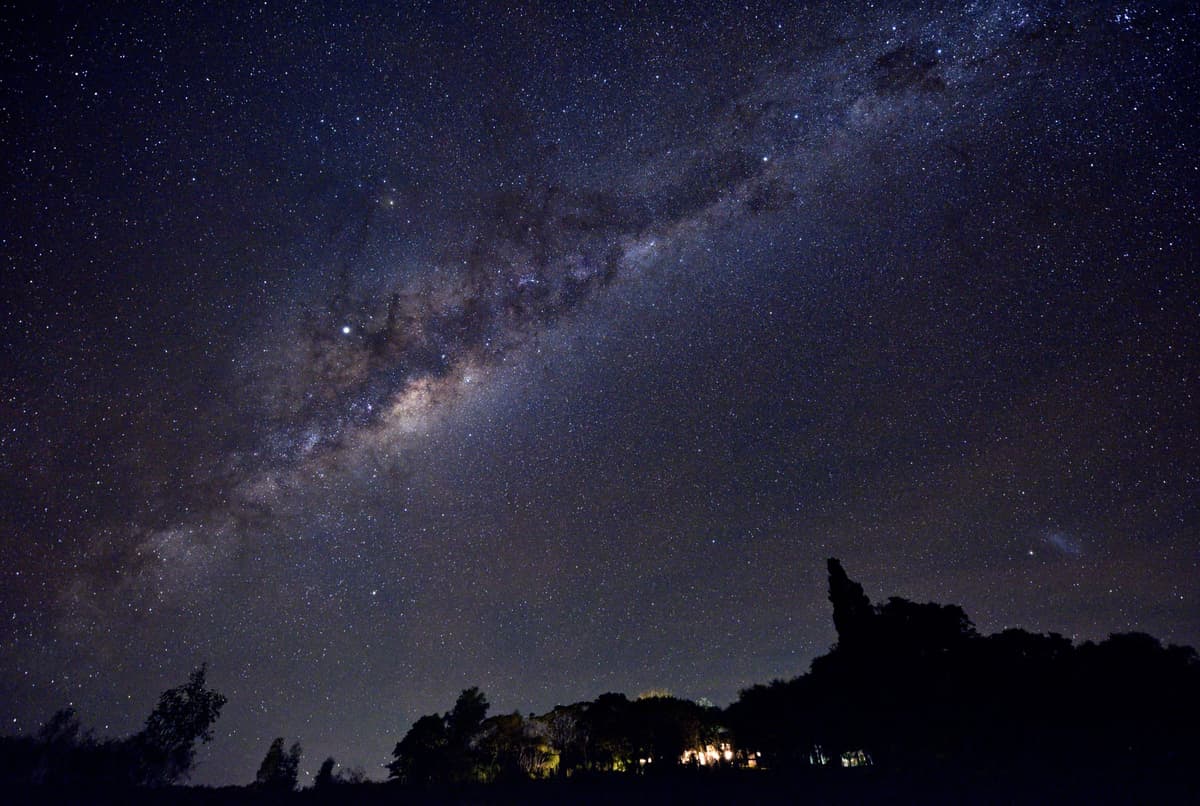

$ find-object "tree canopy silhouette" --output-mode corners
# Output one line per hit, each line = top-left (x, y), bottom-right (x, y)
(254, 737), (302, 792)
(313, 756), (337, 789)
(0, 664), (226, 791)
(727, 558), (1200, 777)
(133, 663), (228, 787)
(4, 563), (1197, 800)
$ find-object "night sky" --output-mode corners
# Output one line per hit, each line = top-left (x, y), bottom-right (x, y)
(2, 0), (1197, 786)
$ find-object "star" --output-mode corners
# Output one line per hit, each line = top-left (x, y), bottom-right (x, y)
(2, 0), (1194, 787)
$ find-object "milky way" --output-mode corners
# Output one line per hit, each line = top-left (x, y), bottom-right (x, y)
(2, 0), (1197, 786)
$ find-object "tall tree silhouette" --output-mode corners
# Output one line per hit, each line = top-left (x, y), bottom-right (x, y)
(313, 756), (337, 789)
(254, 737), (302, 791)
(445, 687), (489, 783)
(388, 688), (498, 786)
(131, 664), (227, 786)
(826, 557), (874, 650)
(446, 687), (489, 743)
(387, 713), (449, 786)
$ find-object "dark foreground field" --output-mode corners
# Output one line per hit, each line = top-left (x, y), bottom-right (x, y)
(9, 764), (1198, 806)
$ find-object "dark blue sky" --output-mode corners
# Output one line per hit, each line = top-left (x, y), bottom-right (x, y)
(2, 0), (1197, 785)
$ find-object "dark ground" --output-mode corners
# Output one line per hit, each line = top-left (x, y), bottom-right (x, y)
(9, 764), (1198, 806)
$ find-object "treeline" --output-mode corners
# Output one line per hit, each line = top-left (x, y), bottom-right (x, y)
(727, 560), (1200, 776)
(3, 559), (1198, 801)
(0, 665), (225, 789)
(383, 687), (726, 786)
(380, 559), (1199, 789)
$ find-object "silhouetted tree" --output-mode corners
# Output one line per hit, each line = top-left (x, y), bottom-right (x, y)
(726, 558), (1200, 783)
(515, 716), (559, 778)
(477, 712), (527, 781)
(443, 687), (489, 783)
(19, 708), (96, 786)
(629, 696), (706, 769)
(36, 708), (82, 746)
(446, 687), (489, 744)
(585, 693), (634, 771)
(0, 665), (226, 790)
(827, 557), (874, 650)
(725, 677), (814, 768)
(387, 688), (500, 786)
(311, 754), (367, 788)
(131, 663), (228, 786)
(542, 704), (587, 773)
(387, 713), (449, 786)
(313, 756), (337, 789)
(255, 737), (302, 791)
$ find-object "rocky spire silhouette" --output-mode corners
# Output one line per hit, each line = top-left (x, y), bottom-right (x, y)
(827, 558), (874, 649)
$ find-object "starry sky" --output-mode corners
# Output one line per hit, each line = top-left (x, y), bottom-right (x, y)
(1, 0), (1197, 786)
